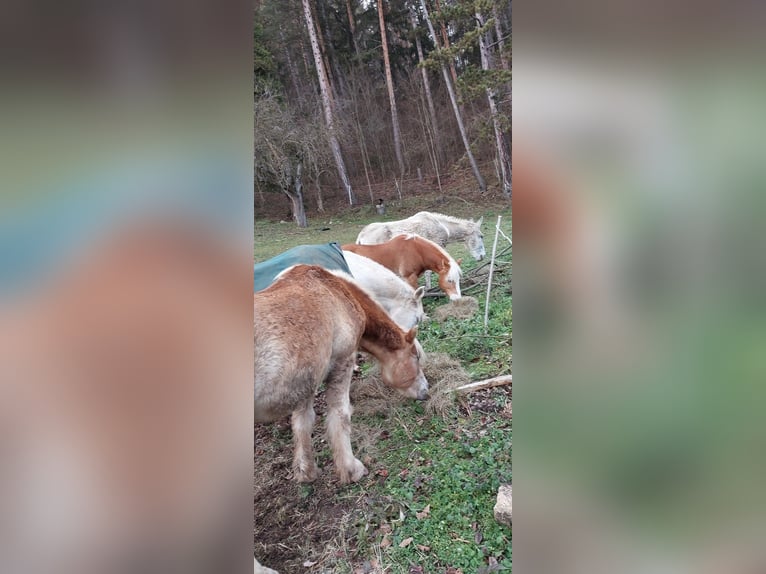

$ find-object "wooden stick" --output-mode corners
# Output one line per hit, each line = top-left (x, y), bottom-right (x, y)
(451, 374), (512, 394)
(484, 215), (502, 333)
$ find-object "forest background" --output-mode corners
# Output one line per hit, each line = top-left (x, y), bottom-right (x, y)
(254, 0), (511, 225)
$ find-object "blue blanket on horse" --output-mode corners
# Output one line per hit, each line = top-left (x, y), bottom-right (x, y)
(254, 242), (350, 292)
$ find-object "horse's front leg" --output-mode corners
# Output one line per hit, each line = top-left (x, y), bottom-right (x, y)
(291, 399), (319, 482)
(325, 356), (368, 484)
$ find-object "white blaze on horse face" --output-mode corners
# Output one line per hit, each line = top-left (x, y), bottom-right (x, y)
(445, 259), (462, 300)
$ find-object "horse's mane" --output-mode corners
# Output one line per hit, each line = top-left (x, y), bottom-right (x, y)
(399, 234), (462, 279)
(325, 267), (377, 301)
(325, 268), (409, 350)
(413, 211), (476, 226)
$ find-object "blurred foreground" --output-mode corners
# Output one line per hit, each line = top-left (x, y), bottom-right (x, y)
(514, 2), (766, 572)
(0, 0), (253, 572)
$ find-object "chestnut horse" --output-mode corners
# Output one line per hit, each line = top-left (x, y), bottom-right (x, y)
(343, 234), (463, 300)
(254, 265), (428, 485)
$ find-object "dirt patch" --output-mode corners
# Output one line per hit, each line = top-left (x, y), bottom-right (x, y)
(459, 384), (513, 419)
(254, 356), (508, 573)
(254, 413), (363, 572)
(431, 296), (479, 322)
(254, 353), (474, 571)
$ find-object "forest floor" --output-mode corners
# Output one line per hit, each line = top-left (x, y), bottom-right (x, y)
(254, 191), (512, 573)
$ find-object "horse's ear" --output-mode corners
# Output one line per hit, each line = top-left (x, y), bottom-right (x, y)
(476, 216), (483, 227)
(414, 286), (425, 300)
(405, 328), (417, 343)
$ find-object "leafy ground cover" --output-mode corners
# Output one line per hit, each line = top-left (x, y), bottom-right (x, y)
(255, 193), (511, 573)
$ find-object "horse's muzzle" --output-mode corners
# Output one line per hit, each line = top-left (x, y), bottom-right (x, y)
(416, 388), (430, 401)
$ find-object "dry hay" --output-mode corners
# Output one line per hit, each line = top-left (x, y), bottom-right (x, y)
(351, 352), (470, 417)
(431, 295), (479, 322)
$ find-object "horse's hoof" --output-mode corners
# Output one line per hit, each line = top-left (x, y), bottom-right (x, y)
(293, 461), (320, 483)
(338, 458), (368, 484)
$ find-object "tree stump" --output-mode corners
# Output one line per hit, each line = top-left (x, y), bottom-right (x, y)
(494, 484), (512, 526)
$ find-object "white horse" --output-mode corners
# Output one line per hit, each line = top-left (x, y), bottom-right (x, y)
(356, 211), (486, 261)
(342, 250), (426, 330)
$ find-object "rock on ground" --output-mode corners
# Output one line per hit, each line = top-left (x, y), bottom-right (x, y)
(255, 557), (279, 574)
(494, 484), (512, 526)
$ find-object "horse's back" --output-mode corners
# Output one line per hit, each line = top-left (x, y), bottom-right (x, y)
(342, 249), (407, 294)
(356, 221), (393, 245)
(254, 267), (363, 419)
(342, 241), (401, 275)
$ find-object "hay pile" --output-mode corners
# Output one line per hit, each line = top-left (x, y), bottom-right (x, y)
(431, 295), (479, 322)
(351, 352), (469, 416)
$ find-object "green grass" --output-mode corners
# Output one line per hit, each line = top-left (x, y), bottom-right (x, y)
(345, 410), (512, 573)
(419, 293), (512, 380)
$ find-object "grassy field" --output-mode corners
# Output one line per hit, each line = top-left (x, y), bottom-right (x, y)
(254, 195), (512, 573)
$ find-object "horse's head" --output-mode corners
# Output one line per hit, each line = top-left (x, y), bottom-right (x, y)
(389, 286), (426, 329)
(380, 328), (429, 401)
(466, 217), (486, 261)
(437, 258), (462, 301)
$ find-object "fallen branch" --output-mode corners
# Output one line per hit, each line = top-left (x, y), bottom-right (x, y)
(450, 374), (512, 394)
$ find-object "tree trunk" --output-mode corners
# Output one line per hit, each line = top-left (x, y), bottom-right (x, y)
(298, 27), (312, 82)
(317, 0), (346, 99)
(345, 0), (360, 58)
(314, 166), (325, 212)
(356, 119), (376, 205)
(309, 0), (337, 108)
(477, 9), (510, 197)
(492, 4), (510, 72)
(432, 0), (459, 94)
(378, 0), (405, 178)
(285, 162), (308, 228)
(416, 89), (443, 193)
(279, 26), (300, 99)
(420, 0), (486, 192)
(410, 8), (442, 168)
(302, 0), (355, 204)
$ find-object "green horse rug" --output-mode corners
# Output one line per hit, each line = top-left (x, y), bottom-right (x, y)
(253, 242), (350, 292)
